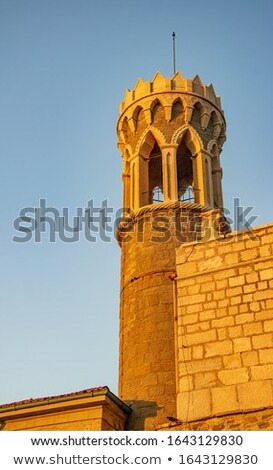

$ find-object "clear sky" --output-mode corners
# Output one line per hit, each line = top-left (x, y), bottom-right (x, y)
(0, 0), (272, 404)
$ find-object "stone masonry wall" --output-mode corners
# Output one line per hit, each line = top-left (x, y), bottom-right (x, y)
(175, 223), (273, 429)
(119, 205), (203, 430)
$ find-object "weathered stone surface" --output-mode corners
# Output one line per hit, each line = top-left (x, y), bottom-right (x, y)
(176, 224), (273, 427)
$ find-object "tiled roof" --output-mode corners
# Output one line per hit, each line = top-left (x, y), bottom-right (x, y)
(0, 386), (109, 410)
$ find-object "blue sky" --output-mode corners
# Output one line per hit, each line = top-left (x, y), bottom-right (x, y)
(0, 0), (272, 404)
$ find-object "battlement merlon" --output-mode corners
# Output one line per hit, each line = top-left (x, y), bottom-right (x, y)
(119, 71), (224, 118)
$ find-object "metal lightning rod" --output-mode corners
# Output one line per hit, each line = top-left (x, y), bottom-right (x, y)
(172, 32), (176, 75)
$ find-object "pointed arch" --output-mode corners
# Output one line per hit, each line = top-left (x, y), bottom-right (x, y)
(172, 125), (203, 203)
(132, 105), (147, 132)
(136, 126), (166, 157)
(135, 130), (164, 206)
(171, 124), (203, 154)
(150, 99), (165, 124)
(120, 116), (130, 143)
(217, 123), (226, 147)
(190, 101), (205, 127)
(207, 140), (219, 156)
(171, 98), (184, 120)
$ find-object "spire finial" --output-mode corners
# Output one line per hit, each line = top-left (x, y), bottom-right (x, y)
(172, 32), (176, 75)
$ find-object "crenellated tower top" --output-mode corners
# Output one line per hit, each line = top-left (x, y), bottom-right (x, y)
(119, 71), (223, 113)
(117, 71), (226, 211)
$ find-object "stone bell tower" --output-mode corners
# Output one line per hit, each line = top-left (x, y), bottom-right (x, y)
(116, 72), (226, 430)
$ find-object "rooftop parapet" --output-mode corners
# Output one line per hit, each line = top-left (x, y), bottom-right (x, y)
(119, 71), (222, 115)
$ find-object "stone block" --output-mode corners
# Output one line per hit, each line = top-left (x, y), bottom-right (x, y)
(199, 310), (216, 321)
(177, 389), (211, 421)
(214, 268), (236, 280)
(217, 328), (228, 340)
(184, 329), (217, 346)
(245, 239), (261, 249)
(212, 317), (234, 328)
(196, 273), (214, 284)
(186, 321), (210, 333)
(230, 296), (242, 305)
(246, 272), (259, 283)
(237, 380), (273, 410)
(236, 313), (254, 324)
(259, 348), (273, 364)
(228, 325), (243, 338)
(228, 306), (239, 316)
(198, 256), (222, 271)
(188, 284), (201, 295)
(242, 293), (253, 303)
(216, 279), (228, 289)
(251, 365), (273, 380)
(252, 334), (273, 349)
(181, 313), (198, 325)
(224, 253), (239, 265)
(239, 304), (248, 313)
(243, 284), (256, 293)
(254, 290), (273, 301)
(239, 265), (252, 275)
(240, 248), (259, 261)
(243, 322), (263, 336)
(205, 340), (233, 358)
(259, 245), (272, 257)
(212, 386), (239, 415)
(241, 350), (259, 367)
(260, 268), (273, 281)
(179, 376), (193, 392)
(229, 276), (245, 287)
(213, 290), (226, 300)
(186, 304), (202, 314)
(255, 310), (273, 321)
(257, 281), (268, 290)
(232, 241), (245, 252)
(200, 281), (216, 293)
(226, 286), (243, 297)
(249, 302), (260, 312)
(182, 357), (222, 374)
(177, 261), (197, 276)
(192, 345), (203, 359)
(233, 337), (251, 353)
(261, 234), (273, 244)
(194, 372), (218, 389)
(218, 368), (249, 385)
(223, 354), (242, 369)
(181, 293), (206, 306)
(264, 320), (273, 333)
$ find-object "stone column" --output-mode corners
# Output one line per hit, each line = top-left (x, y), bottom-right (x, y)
(195, 150), (214, 207)
(211, 155), (223, 209)
(161, 144), (178, 201)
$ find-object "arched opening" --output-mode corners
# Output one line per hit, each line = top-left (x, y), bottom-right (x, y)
(150, 100), (165, 126)
(133, 106), (146, 133)
(207, 111), (219, 139)
(171, 99), (184, 120)
(148, 141), (163, 203)
(121, 117), (130, 142)
(176, 138), (194, 202)
(138, 132), (163, 207)
(190, 102), (203, 126)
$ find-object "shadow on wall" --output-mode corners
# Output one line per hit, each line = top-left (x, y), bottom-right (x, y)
(124, 400), (161, 430)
